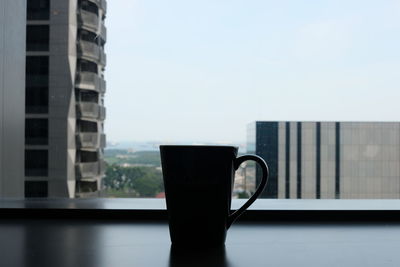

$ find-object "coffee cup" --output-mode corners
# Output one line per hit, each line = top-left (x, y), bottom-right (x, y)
(160, 145), (269, 246)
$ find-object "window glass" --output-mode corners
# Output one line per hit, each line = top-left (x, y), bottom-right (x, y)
(25, 181), (48, 198)
(26, 25), (49, 51)
(78, 59), (98, 74)
(76, 181), (98, 194)
(102, 1), (400, 200)
(79, 29), (98, 44)
(5, 0), (400, 201)
(27, 0), (50, 20)
(80, 0), (99, 16)
(26, 56), (49, 76)
(26, 56), (49, 87)
(79, 120), (98, 132)
(80, 151), (99, 162)
(25, 56), (49, 114)
(26, 86), (48, 114)
(80, 90), (99, 103)
(25, 119), (48, 145)
(25, 150), (48, 177)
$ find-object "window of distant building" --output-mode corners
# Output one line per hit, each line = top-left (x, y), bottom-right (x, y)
(25, 119), (48, 145)
(80, 0), (99, 16)
(25, 150), (48, 177)
(26, 25), (49, 51)
(79, 120), (98, 133)
(79, 59), (98, 74)
(26, 56), (49, 114)
(27, 0), (50, 20)
(25, 181), (48, 198)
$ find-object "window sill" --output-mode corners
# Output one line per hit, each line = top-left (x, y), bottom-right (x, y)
(1, 198), (400, 221)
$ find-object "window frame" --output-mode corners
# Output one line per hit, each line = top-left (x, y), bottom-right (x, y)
(2, 198), (400, 222)
(9, 0), (400, 223)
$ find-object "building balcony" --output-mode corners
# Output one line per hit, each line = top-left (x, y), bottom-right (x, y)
(76, 132), (106, 149)
(77, 102), (106, 121)
(99, 106), (106, 120)
(76, 72), (106, 94)
(100, 49), (106, 66)
(101, 0), (107, 13)
(79, 9), (99, 32)
(78, 102), (99, 120)
(100, 133), (106, 148)
(75, 191), (100, 198)
(78, 40), (100, 62)
(87, 0), (100, 5)
(76, 161), (105, 178)
(100, 23), (107, 42)
(78, 40), (106, 66)
(86, 0), (106, 13)
(100, 159), (106, 173)
(99, 78), (106, 94)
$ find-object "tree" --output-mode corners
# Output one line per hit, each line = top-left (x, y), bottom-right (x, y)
(104, 164), (164, 197)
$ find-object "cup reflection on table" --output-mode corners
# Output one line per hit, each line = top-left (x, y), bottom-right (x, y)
(168, 245), (230, 267)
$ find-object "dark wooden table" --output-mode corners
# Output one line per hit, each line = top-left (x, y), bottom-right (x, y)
(1, 219), (400, 267)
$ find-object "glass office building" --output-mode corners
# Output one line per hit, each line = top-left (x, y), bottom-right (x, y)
(247, 121), (400, 199)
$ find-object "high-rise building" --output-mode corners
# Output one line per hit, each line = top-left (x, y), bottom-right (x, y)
(0, 0), (26, 198)
(25, 0), (107, 198)
(247, 121), (400, 199)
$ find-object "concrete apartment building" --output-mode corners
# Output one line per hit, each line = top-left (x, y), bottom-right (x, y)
(23, 0), (107, 198)
(0, 0), (26, 198)
(248, 121), (400, 199)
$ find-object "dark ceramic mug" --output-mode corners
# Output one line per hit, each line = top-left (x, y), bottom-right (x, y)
(160, 145), (269, 246)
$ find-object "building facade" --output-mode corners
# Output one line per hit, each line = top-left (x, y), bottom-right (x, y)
(0, 0), (26, 198)
(247, 121), (400, 199)
(25, 0), (107, 198)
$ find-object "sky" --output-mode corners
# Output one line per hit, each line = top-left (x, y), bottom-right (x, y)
(104, 0), (400, 143)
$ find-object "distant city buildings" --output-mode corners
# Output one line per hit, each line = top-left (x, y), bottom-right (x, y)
(247, 121), (400, 199)
(1, 0), (107, 198)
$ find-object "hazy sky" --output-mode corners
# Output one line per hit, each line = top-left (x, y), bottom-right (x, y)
(105, 0), (400, 143)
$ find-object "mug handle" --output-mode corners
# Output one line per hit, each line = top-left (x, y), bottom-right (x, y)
(227, 154), (269, 228)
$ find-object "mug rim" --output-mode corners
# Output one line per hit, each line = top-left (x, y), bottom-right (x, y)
(159, 145), (238, 149)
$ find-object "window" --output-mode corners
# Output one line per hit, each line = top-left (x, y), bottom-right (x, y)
(26, 56), (49, 86)
(79, 29), (98, 44)
(26, 86), (48, 114)
(25, 119), (48, 145)
(75, 89), (99, 103)
(25, 181), (48, 198)
(2, 0), (400, 203)
(26, 56), (49, 114)
(27, 0), (50, 20)
(25, 150), (48, 177)
(26, 25), (49, 51)
(99, 0), (400, 201)
(80, 0), (99, 16)
(79, 120), (98, 133)
(76, 181), (98, 194)
(78, 59), (98, 74)
(79, 151), (98, 162)
(80, 90), (99, 103)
